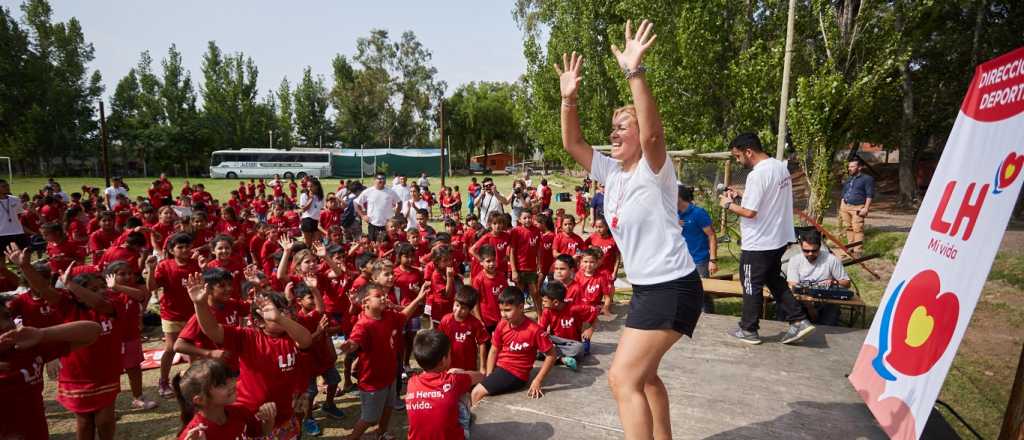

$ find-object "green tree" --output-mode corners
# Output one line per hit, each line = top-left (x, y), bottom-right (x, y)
(200, 41), (261, 149)
(293, 66), (330, 148)
(276, 77), (294, 148)
(445, 82), (526, 168)
(160, 43), (199, 174)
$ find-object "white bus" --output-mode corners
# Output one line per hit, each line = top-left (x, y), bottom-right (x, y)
(209, 148), (332, 179)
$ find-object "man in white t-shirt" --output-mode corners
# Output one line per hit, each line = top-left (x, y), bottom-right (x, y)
(719, 133), (813, 345)
(104, 176), (129, 210)
(0, 178), (27, 262)
(356, 173), (400, 241)
(391, 175), (412, 203)
(787, 231), (850, 326)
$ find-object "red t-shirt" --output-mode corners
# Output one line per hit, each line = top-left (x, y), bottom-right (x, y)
(405, 371), (474, 440)
(569, 272), (612, 306)
(584, 234), (620, 279)
(474, 231), (511, 273)
(509, 226), (540, 272)
(191, 191), (212, 205)
(539, 231), (555, 274)
(6, 291), (62, 328)
(438, 314), (488, 371)
(318, 208), (342, 230)
(296, 309), (338, 373)
(321, 267), (351, 316)
(87, 228), (120, 262)
(539, 304), (598, 341)
(0, 342), (70, 440)
(154, 258), (202, 321)
(45, 240), (86, 273)
(349, 310), (407, 391)
(117, 291), (144, 342)
(393, 265), (424, 309)
(98, 246), (141, 273)
(55, 292), (126, 407)
(177, 404), (250, 440)
(541, 186), (552, 206)
(552, 232), (585, 257)
(427, 270), (461, 322)
(248, 234), (267, 266)
(220, 325), (304, 427)
(471, 272), (507, 327)
(207, 256), (246, 300)
(178, 299), (248, 371)
(491, 317), (553, 381)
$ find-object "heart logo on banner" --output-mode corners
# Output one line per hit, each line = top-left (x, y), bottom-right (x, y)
(885, 270), (960, 377)
(994, 152), (1024, 194)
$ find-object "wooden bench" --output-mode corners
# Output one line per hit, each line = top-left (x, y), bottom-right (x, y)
(700, 278), (867, 327)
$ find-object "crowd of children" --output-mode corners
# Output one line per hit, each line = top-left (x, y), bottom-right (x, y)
(0, 174), (619, 440)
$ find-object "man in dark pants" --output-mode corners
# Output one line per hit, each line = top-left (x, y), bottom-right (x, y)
(719, 133), (816, 345)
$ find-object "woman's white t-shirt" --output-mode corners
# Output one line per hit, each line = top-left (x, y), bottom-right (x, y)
(590, 152), (694, 285)
(299, 193), (324, 220)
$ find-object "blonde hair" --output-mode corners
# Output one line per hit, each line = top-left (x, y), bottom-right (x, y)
(612, 105), (637, 124)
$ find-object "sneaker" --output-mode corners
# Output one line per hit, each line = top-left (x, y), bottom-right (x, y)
(130, 398), (158, 410)
(302, 418), (322, 436)
(562, 356), (578, 372)
(781, 320), (816, 345)
(158, 379), (174, 398)
(320, 403), (344, 419)
(727, 327), (762, 345)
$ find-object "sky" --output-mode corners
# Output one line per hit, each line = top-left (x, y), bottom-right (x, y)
(2, 0), (530, 101)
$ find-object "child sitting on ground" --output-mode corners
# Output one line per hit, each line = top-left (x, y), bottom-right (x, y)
(405, 329), (484, 440)
(538, 282), (598, 369)
(471, 287), (557, 406)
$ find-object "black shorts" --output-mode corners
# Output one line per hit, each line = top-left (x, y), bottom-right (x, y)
(0, 233), (28, 253)
(300, 217), (319, 233)
(452, 202), (462, 212)
(625, 270), (704, 337)
(480, 366), (527, 396)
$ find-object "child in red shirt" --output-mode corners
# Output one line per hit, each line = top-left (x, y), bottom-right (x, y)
(393, 243), (424, 368)
(552, 215), (585, 258)
(104, 260), (159, 410)
(87, 211), (120, 263)
(469, 212), (512, 276)
(538, 282), (598, 370)
(509, 210), (543, 308)
(5, 262), (61, 329)
(204, 235), (247, 300)
(0, 312), (101, 440)
(18, 256), (126, 440)
(172, 359), (276, 440)
(42, 223), (86, 274)
(292, 281), (344, 432)
(405, 329), (484, 440)
(187, 277), (313, 439)
(536, 214), (556, 276)
(339, 282), (428, 440)
(174, 268), (248, 374)
(470, 288), (556, 405)
(148, 232), (202, 398)
(438, 287), (489, 373)
(569, 248), (614, 315)
(574, 186), (588, 233)
(471, 245), (508, 332)
(426, 245), (461, 324)
(584, 217), (620, 282)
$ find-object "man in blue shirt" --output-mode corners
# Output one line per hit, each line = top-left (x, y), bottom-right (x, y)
(839, 159), (874, 257)
(677, 185), (718, 313)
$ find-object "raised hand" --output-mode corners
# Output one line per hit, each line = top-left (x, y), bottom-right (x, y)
(185, 272), (207, 304)
(284, 282), (295, 302)
(4, 243), (23, 266)
(258, 297), (282, 323)
(312, 241), (327, 258)
(318, 314), (329, 332)
(277, 236), (294, 252)
(304, 275), (318, 289)
(105, 274), (117, 290)
(256, 402), (277, 423)
(182, 424), (207, 440)
(59, 262), (76, 287)
(611, 19), (657, 71)
(145, 255), (158, 270)
(244, 264), (261, 284)
(554, 51), (584, 99)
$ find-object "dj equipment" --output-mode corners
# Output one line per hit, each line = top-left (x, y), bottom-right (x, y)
(792, 282), (854, 300)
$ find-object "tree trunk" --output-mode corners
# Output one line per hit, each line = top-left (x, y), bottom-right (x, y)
(971, 0), (986, 67)
(896, 7), (918, 206)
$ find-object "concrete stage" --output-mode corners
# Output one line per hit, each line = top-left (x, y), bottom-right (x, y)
(470, 309), (959, 439)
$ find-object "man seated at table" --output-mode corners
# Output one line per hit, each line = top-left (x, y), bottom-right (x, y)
(786, 231), (850, 326)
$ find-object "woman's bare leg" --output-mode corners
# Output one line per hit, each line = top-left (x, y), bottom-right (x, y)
(607, 327), (681, 440)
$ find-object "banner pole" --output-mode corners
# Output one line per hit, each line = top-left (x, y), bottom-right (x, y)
(998, 343), (1024, 440)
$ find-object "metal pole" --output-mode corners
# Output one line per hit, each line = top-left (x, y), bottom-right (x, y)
(775, 0), (797, 160)
(721, 160), (731, 233)
(439, 99), (446, 187)
(99, 100), (111, 188)
(269, 130), (273, 148)
(999, 344), (1024, 440)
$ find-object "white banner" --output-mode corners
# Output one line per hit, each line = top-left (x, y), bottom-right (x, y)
(849, 46), (1024, 439)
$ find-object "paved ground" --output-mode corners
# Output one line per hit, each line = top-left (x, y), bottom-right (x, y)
(471, 311), (956, 440)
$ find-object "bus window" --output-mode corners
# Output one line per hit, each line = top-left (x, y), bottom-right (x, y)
(315, 154), (330, 163)
(210, 153), (226, 166)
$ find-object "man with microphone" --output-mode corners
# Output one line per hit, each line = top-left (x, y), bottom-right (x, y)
(719, 133), (815, 345)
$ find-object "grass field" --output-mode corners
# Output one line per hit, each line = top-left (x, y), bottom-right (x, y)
(16, 174), (1021, 439)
